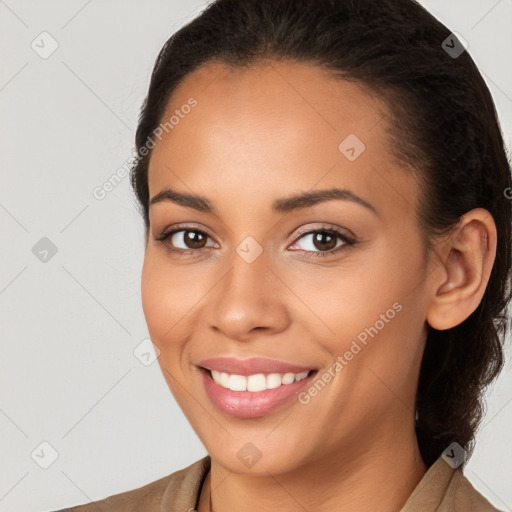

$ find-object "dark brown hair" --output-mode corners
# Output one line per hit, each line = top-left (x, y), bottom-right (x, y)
(130, 0), (512, 469)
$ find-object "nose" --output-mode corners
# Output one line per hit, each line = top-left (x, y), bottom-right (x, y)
(205, 248), (291, 342)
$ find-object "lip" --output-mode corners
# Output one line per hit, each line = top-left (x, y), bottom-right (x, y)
(197, 357), (314, 376)
(196, 358), (318, 418)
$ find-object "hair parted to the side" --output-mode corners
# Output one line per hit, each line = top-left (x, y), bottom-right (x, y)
(130, 0), (512, 469)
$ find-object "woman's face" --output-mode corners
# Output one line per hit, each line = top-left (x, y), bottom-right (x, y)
(142, 60), (434, 474)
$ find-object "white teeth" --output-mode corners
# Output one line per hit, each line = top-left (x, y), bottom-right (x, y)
(282, 372), (296, 385)
(229, 374), (247, 391)
(295, 371), (309, 381)
(209, 369), (311, 391)
(220, 372), (230, 388)
(247, 373), (267, 392)
(266, 373), (282, 389)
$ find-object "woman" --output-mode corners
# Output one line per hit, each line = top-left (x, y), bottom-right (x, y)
(53, 0), (511, 510)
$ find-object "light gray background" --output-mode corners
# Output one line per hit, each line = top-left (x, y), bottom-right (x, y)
(1, 1), (511, 511)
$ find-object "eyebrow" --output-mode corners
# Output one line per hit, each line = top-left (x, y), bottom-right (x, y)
(149, 187), (378, 216)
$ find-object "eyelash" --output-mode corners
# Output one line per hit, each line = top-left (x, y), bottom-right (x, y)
(155, 223), (357, 259)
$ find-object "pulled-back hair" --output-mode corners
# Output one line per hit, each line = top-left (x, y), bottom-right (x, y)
(130, 0), (512, 469)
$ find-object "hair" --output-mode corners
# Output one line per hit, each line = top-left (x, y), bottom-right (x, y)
(130, 0), (512, 469)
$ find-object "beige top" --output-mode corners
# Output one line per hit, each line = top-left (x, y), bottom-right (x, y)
(51, 454), (503, 511)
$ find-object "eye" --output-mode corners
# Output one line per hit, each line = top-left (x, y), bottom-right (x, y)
(155, 226), (218, 256)
(288, 226), (356, 257)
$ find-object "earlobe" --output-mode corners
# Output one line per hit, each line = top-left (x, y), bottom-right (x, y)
(426, 209), (497, 331)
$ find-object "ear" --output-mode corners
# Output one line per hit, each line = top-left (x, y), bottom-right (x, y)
(426, 208), (497, 330)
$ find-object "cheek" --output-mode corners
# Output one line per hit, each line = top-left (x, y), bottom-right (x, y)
(140, 253), (187, 352)
(141, 251), (207, 354)
(298, 234), (427, 390)
(141, 255), (166, 337)
(141, 254), (195, 404)
(302, 235), (425, 342)
(331, 243), (427, 402)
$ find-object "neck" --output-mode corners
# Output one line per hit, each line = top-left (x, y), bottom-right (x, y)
(198, 418), (427, 512)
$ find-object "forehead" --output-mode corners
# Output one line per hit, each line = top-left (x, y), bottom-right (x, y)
(147, 60), (419, 221)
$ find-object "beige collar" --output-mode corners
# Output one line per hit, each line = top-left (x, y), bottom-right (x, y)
(159, 454), (464, 512)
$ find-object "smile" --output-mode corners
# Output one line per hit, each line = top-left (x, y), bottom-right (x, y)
(208, 369), (311, 391)
(196, 357), (318, 418)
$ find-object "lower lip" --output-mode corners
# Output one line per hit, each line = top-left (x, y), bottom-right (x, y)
(198, 367), (317, 418)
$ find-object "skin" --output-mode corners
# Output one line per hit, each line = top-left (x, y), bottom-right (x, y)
(141, 60), (497, 512)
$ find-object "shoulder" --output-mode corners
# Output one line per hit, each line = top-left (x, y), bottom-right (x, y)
(48, 456), (210, 512)
(449, 470), (504, 512)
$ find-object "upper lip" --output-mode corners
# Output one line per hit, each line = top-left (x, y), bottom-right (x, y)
(197, 357), (315, 376)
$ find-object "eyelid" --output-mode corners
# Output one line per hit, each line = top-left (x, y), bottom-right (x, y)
(155, 222), (212, 240)
(290, 223), (355, 242)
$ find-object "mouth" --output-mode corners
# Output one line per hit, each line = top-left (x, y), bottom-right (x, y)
(197, 365), (318, 418)
(202, 367), (315, 391)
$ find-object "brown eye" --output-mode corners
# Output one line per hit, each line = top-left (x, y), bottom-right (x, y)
(289, 228), (356, 257)
(178, 230), (208, 249)
(156, 227), (218, 254)
(310, 231), (337, 251)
